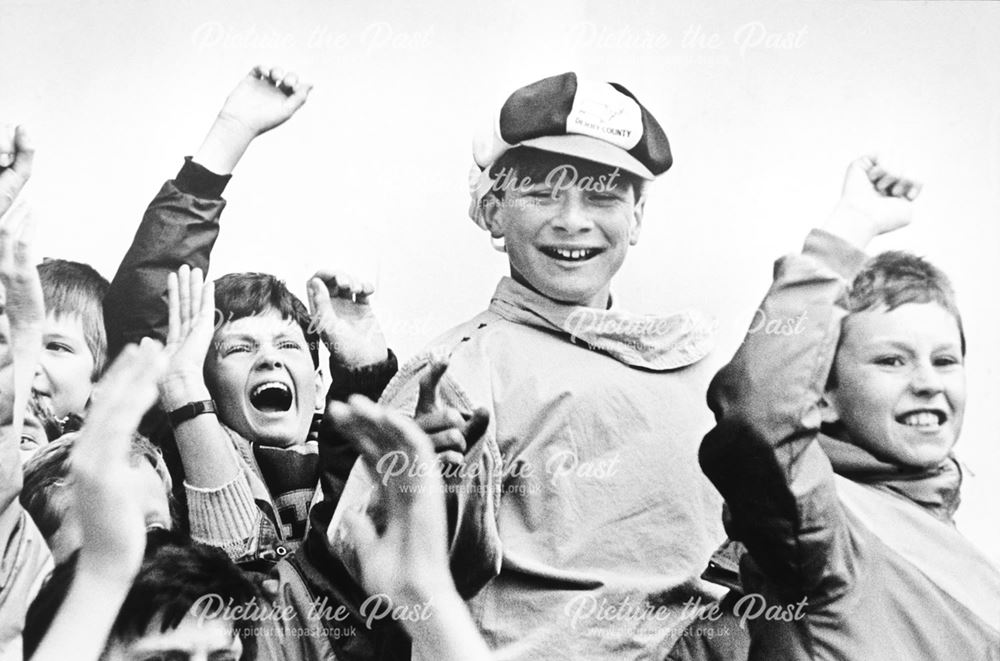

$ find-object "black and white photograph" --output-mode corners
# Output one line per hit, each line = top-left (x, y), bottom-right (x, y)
(1, 1), (999, 659)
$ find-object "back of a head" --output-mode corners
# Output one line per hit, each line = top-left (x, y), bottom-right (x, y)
(213, 272), (319, 367)
(24, 531), (261, 660)
(37, 258), (110, 377)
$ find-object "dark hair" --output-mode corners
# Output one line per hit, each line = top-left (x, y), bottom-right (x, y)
(484, 146), (647, 206)
(20, 432), (173, 542)
(24, 531), (261, 661)
(847, 250), (965, 354)
(213, 272), (319, 367)
(37, 259), (110, 378)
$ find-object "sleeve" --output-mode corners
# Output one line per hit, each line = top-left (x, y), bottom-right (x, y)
(185, 474), (262, 560)
(698, 229), (868, 602)
(103, 158), (230, 357)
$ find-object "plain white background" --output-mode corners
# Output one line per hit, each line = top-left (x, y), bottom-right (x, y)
(2, 0), (998, 561)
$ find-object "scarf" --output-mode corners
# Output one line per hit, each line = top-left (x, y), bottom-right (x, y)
(818, 434), (962, 523)
(488, 277), (716, 371)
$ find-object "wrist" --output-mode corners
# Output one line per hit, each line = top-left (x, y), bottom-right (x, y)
(824, 202), (876, 249)
(159, 371), (212, 410)
(193, 115), (255, 175)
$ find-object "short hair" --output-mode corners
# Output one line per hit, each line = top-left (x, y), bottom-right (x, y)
(23, 531), (261, 661)
(847, 250), (965, 354)
(37, 259), (110, 378)
(112, 533), (261, 659)
(20, 432), (172, 542)
(214, 272), (319, 367)
(484, 146), (647, 206)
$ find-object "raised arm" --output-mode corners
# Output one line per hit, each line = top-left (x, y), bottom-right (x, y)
(699, 156), (921, 597)
(103, 66), (312, 356)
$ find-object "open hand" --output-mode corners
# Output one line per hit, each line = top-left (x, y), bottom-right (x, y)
(307, 270), (388, 368)
(328, 395), (454, 604)
(72, 341), (168, 580)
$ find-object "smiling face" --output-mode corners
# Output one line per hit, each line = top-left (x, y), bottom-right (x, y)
(205, 309), (321, 448)
(33, 313), (97, 419)
(484, 156), (645, 308)
(825, 302), (966, 469)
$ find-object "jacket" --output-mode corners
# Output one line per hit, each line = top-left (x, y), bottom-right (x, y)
(341, 276), (727, 660)
(700, 229), (1000, 660)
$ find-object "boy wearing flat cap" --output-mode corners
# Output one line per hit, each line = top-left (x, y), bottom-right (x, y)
(336, 72), (729, 660)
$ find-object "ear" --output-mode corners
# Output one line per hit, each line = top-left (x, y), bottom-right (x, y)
(629, 194), (645, 246)
(481, 196), (506, 239)
(313, 366), (325, 412)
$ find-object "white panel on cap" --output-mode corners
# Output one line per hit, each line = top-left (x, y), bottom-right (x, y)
(565, 79), (643, 150)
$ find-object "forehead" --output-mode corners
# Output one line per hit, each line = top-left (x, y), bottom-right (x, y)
(840, 303), (963, 351)
(121, 612), (241, 656)
(44, 312), (88, 339)
(215, 308), (305, 340)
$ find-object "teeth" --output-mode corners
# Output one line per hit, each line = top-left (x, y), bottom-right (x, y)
(901, 412), (941, 427)
(550, 248), (594, 260)
(252, 381), (290, 397)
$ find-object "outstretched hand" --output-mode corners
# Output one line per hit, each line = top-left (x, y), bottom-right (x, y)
(308, 270), (388, 368)
(73, 341), (168, 580)
(826, 154), (922, 249)
(0, 200), (44, 434)
(327, 395), (453, 602)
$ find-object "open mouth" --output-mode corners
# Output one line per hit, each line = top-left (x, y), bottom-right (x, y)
(250, 381), (293, 413)
(895, 409), (946, 428)
(539, 247), (603, 262)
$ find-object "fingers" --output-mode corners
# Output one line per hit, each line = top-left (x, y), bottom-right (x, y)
(80, 341), (167, 450)
(166, 272), (180, 346)
(178, 264), (191, 335)
(861, 154), (922, 201)
(415, 357), (449, 416)
(311, 269), (376, 303)
(11, 126), (34, 177)
(251, 64), (313, 100)
(462, 407), (491, 445)
(329, 395), (436, 468)
(0, 125), (14, 168)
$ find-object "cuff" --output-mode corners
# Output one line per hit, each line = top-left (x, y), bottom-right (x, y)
(803, 229), (870, 281)
(186, 474), (261, 552)
(174, 156), (232, 199)
(328, 349), (399, 402)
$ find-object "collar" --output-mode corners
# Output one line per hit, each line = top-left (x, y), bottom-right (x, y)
(488, 276), (716, 371)
(818, 435), (962, 523)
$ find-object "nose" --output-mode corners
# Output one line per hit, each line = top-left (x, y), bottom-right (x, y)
(550, 190), (595, 234)
(909, 359), (944, 396)
(255, 344), (284, 370)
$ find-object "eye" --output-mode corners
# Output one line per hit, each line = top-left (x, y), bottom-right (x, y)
(874, 355), (905, 367)
(46, 342), (73, 354)
(278, 340), (303, 351)
(588, 192), (623, 203)
(933, 354), (962, 368)
(223, 343), (253, 356)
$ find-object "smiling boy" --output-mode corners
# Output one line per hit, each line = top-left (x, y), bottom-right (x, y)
(699, 156), (1000, 658)
(339, 72), (726, 659)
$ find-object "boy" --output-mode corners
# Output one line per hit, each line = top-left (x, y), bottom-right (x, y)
(700, 156), (1000, 658)
(20, 432), (175, 563)
(337, 72), (726, 659)
(102, 67), (401, 565)
(35, 259), (109, 421)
